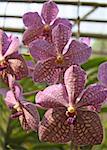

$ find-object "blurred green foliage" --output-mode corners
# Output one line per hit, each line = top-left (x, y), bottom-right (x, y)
(1, 54), (107, 150)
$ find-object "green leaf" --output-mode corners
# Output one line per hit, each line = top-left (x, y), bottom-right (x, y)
(82, 56), (107, 71)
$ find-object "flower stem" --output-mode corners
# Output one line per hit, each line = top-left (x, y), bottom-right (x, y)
(70, 142), (79, 150)
(74, 145), (79, 150)
(3, 117), (12, 149)
(23, 90), (40, 96)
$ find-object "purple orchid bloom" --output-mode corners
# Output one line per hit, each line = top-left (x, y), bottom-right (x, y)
(22, 0), (72, 45)
(29, 24), (92, 84)
(0, 30), (28, 82)
(36, 65), (107, 145)
(4, 75), (39, 132)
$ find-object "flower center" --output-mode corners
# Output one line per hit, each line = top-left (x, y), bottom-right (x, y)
(55, 54), (64, 65)
(66, 105), (76, 118)
(0, 59), (7, 71)
(13, 102), (21, 112)
(68, 106), (75, 113)
(44, 24), (50, 32)
(0, 55), (4, 62)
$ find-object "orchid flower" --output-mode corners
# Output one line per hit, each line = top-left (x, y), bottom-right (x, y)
(4, 75), (40, 132)
(0, 30), (28, 82)
(23, 0), (72, 45)
(29, 24), (92, 84)
(36, 65), (107, 144)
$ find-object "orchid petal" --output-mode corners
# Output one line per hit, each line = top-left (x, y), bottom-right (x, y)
(80, 37), (90, 46)
(0, 30), (3, 58)
(41, 1), (59, 24)
(64, 40), (92, 65)
(0, 30), (11, 56)
(19, 101), (40, 132)
(26, 61), (35, 78)
(36, 84), (68, 109)
(72, 110), (103, 145)
(29, 39), (56, 61)
(7, 74), (23, 99)
(76, 83), (107, 109)
(87, 104), (102, 113)
(23, 12), (43, 27)
(4, 90), (17, 108)
(39, 107), (73, 143)
(64, 65), (86, 105)
(3, 37), (19, 58)
(8, 55), (28, 80)
(98, 62), (107, 86)
(34, 58), (61, 84)
(11, 111), (23, 119)
(23, 24), (44, 46)
(7, 74), (15, 89)
(52, 24), (71, 54)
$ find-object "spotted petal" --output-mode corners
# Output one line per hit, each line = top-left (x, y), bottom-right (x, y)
(98, 62), (107, 86)
(0, 30), (3, 57)
(41, 1), (59, 24)
(64, 40), (92, 65)
(64, 65), (86, 105)
(72, 110), (103, 145)
(19, 101), (40, 132)
(1, 30), (11, 55)
(36, 84), (68, 109)
(8, 55), (28, 80)
(76, 83), (107, 109)
(23, 24), (44, 46)
(34, 58), (61, 84)
(29, 39), (56, 61)
(23, 12), (43, 27)
(52, 24), (71, 54)
(39, 107), (73, 143)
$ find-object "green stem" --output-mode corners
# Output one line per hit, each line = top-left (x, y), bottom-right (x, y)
(3, 117), (12, 149)
(23, 87), (45, 96)
(74, 145), (79, 150)
(70, 141), (74, 150)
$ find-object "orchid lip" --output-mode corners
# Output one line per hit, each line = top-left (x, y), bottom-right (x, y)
(66, 106), (76, 124)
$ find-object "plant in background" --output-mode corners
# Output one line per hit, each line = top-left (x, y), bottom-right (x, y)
(0, 0), (107, 150)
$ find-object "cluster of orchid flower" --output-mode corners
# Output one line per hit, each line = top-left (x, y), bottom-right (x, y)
(1, 0), (107, 148)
